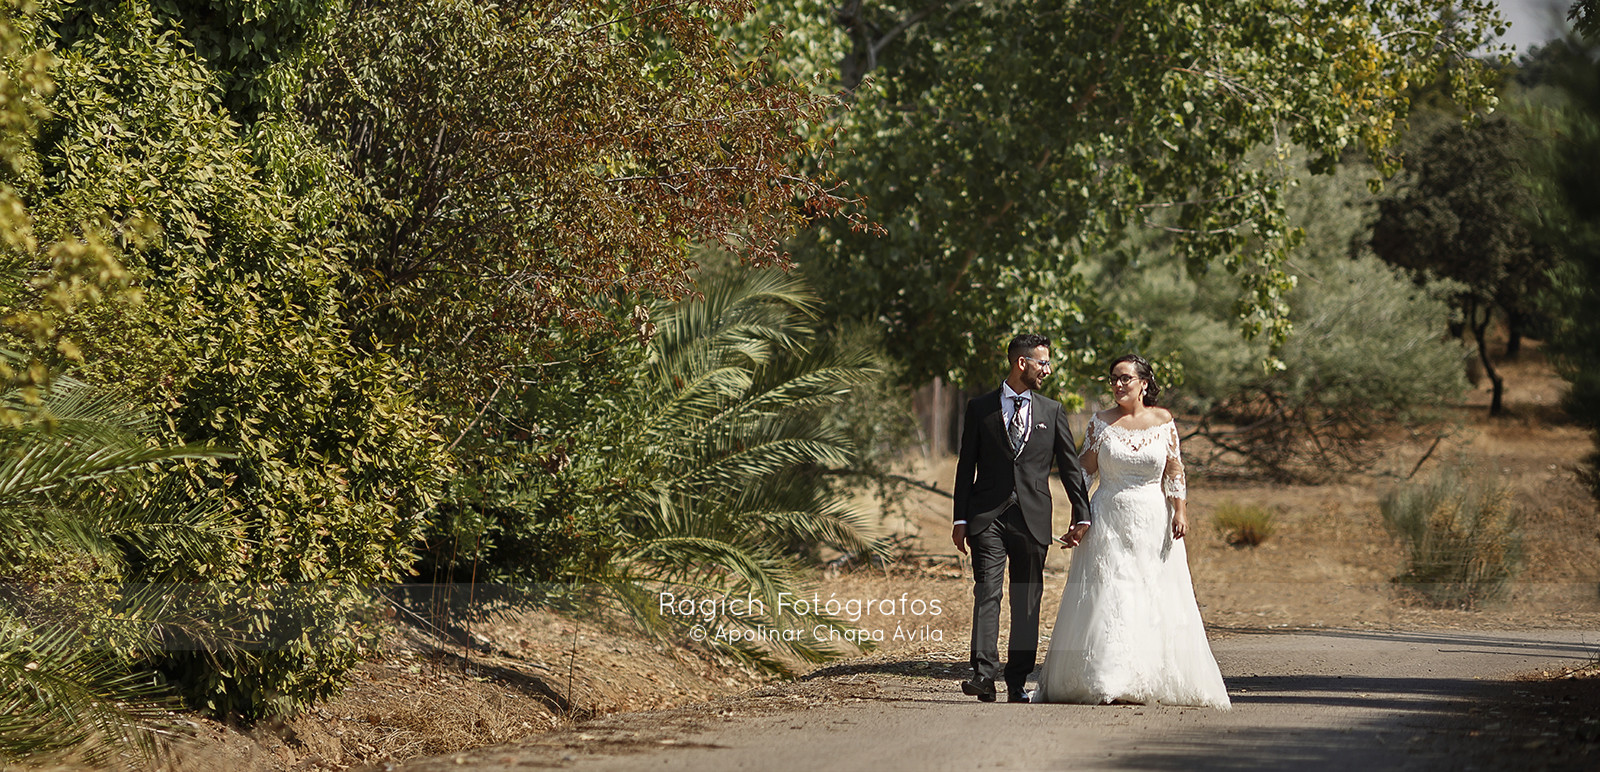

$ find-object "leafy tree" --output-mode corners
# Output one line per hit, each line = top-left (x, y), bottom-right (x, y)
(1574, 0), (1600, 42)
(0, 0), (133, 391)
(758, 0), (1505, 391)
(0, 0), (889, 719)
(0, 0), (893, 724)
(1532, 31), (1600, 496)
(53, 0), (338, 119)
(299, 0), (865, 416)
(1368, 115), (1554, 416)
(1094, 157), (1468, 481)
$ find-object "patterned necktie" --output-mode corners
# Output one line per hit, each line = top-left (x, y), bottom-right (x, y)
(1009, 396), (1028, 455)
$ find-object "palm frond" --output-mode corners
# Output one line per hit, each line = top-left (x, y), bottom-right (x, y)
(98, 481), (242, 575)
(0, 623), (177, 764)
(0, 441), (228, 500)
(647, 271), (819, 384)
(472, 269), (895, 674)
(622, 537), (788, 601)
(0, 373), (156, 436)
(675, 436), (854, 490)
(96, 582), (246, 660)
(727, 502), (885, 560)
(0, 367), (234, 763)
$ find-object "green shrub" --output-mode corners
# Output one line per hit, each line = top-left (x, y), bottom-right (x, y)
(1213, 502), (1277, 546)
(21, 2), (447, 718)
(1380, 466), (1523, 609)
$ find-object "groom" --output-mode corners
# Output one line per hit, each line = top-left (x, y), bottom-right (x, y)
(952, 333), (1092, 703)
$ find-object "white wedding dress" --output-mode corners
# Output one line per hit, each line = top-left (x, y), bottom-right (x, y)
(1033, 414), (1230, 708)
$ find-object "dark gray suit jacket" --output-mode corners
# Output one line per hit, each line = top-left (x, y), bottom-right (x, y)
(952, 388), (1093, 546)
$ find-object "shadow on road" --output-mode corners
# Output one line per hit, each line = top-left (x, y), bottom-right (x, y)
(1217, 626), (1600, 659)
(800, 658), (966, 681)
(1227, 673), (1483, 710)
(1085, 723), (1461, 771)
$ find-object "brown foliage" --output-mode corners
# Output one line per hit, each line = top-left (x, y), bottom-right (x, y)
(303, 0), (866, 404)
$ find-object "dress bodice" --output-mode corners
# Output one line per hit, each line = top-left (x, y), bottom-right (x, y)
(1084, 413), (1186, 500)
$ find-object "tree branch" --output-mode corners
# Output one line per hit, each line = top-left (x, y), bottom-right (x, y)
(818, 468), (954, 499)
(869, 0), (966, 63)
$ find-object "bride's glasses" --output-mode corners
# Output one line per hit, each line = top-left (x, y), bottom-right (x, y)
(1108, 374), (1141, 386)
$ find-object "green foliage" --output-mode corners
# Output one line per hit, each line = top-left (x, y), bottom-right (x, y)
(761, 0), (1506, 390)
(291, 0), (891, 674)
(1574, 0), (1600, 43)
(1, 0), (878, 718)
(0, 0), (906, 731)
(1529, 36), (1600, 498)
(16, 0), (446, 717)
(0, 0), (137, 393)
(51, 0), (339, 119)
(1212, 502), (1277, 547)
(1093, 158), (1468, 481)
(428, 269), (890, 672)
(1380, 464), (1523, 609)
(1370, 113), (1555, 415)
(0, 625), (173, 764)
(0, 367), (236, 764)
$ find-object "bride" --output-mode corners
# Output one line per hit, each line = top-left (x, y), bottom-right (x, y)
(1032, 355), (1230, 708)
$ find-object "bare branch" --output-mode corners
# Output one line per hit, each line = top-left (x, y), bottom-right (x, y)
(869, 0), (970, 62)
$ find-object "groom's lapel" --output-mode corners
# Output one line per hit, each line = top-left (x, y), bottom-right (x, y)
(1018, 395), (1049, 455)
(983, 390), (1007, 450)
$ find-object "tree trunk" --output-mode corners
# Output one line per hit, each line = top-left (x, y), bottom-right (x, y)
(838, 1), (961, 91)
(1505, 309), (1523, 360)
(1470, 303), (1504, 416)
(837, 0), (871, 91)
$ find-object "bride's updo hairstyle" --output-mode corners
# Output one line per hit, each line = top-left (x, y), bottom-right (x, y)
(1111, 354), (1160, 407)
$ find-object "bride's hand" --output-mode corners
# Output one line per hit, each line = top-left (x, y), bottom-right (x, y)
(1171, 512), (1188, 540)
(1058, 522), (1090, 548)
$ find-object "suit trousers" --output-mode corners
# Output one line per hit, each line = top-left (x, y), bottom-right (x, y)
(967, 504), (1048, 688)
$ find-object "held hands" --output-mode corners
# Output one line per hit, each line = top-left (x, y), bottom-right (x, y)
(1057, 522), (1090, 549)
(952, 523), (968, 555)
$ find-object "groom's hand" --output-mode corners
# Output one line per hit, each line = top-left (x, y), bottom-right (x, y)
(951, 523), (968, 555)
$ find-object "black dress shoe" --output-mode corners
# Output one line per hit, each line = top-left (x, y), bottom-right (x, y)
(960, 677), (997, 702)
(1007, 687), (1028, 703)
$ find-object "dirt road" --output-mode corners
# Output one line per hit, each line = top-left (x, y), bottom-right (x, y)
(392, 629), (1599, 772)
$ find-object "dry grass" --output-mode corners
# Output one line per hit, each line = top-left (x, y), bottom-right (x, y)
(1380, 465), (1523, 608)
(1212, 502), (1279, 546)
(142, 604), (772, 772)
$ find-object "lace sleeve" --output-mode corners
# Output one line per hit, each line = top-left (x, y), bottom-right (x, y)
(1083, 413), (1105, 454)
(1161, 421), (1187, 501)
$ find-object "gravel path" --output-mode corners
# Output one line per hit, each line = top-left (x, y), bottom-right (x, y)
(392, 629), (1599, 772)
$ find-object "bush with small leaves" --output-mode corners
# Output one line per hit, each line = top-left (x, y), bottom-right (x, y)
(1380, 465), (1523, 609)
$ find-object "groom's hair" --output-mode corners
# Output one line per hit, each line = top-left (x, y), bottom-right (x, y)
(1007, 333), (1050, 363)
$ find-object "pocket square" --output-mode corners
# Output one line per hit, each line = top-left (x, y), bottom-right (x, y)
(1036, 423), (1046, 428)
